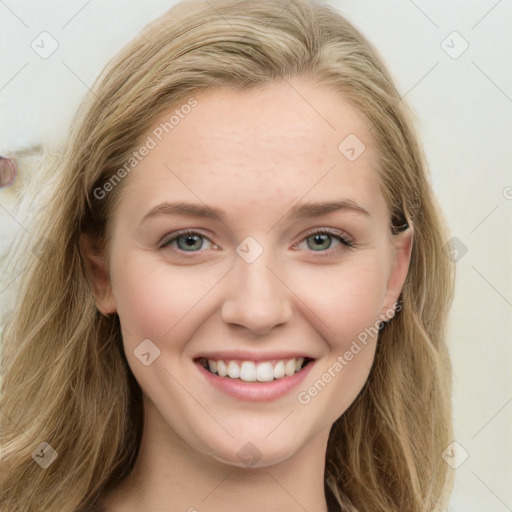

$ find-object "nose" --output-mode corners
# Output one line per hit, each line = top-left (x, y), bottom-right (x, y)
(220, 248), (293, 336)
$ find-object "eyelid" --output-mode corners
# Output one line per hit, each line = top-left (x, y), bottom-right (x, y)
(297, 226), (354, 246)
(159, 227), (355, 256)
(158, 228), (216, 252)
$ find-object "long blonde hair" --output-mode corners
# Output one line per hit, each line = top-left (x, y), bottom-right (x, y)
(0, 1), (455, 510)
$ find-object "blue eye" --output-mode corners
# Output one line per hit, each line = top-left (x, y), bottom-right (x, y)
(159, 230), (214, 252)
(159, 228), (354, 256)
(298, 229), (354, 253)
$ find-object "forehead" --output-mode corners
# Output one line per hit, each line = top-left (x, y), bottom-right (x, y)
(163, 81), (373, 167)
(117, 80), (386, 224)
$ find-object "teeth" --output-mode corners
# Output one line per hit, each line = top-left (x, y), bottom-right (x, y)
(273, 360), (285, 379)
(240, 361), (257, 382)
(217, 360), (227, 377)
(256, 362), (274, 382)
(284, 359), (296, 376)
(202, 357), (308, 382)
(227, 361), (240, 379)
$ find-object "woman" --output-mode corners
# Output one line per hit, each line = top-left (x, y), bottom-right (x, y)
(0, 0), (455, 510)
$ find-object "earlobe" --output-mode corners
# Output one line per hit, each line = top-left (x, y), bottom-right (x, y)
(381, 227), (413, 319)
(79, 233), (117, 315)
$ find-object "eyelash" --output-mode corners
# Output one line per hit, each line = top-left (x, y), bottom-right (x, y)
(158, 228), (355, 258)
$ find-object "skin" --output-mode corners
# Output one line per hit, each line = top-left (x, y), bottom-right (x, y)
(82, 78), (413, 512)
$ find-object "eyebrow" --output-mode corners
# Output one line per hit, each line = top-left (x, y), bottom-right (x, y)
(139, 199), (370, 226)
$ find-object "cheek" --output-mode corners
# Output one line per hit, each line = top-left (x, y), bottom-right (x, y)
(110, 251), (217, 345)
(293, 260), (386, 418)
(289, 254), (389, 342)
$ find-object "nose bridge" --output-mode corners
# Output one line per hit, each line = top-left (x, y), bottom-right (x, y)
(220, 237), (292, 334)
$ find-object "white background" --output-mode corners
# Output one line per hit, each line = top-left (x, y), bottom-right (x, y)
(1, 1), (511, 510)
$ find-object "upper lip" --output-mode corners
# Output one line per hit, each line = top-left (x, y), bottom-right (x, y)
(194, 351), (316, 362)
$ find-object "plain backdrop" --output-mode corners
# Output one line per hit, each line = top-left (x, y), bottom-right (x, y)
(1, 1), (511, 510)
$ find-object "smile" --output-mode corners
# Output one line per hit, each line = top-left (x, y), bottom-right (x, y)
(194, 354), (316, 402)
(196, 357), (313, 382)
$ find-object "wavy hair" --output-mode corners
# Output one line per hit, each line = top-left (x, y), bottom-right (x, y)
(0, 1), (455, 510)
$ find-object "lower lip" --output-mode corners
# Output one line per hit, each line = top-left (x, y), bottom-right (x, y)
(195, 361), (315, 402)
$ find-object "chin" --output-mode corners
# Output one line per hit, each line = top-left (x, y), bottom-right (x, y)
(207, 443), (299, 470)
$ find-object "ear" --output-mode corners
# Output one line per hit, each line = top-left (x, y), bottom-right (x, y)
(80, 232), (117, 315)
(380, 227), (413, 319)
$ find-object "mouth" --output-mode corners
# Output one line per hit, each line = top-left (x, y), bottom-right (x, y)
(193, 354), (316, 402)
(194, 356), (315, 382)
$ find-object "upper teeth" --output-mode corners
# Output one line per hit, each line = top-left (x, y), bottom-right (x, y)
(205, 358), (306, 382)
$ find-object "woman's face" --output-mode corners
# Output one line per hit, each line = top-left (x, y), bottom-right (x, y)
(92, 79), (412, 468)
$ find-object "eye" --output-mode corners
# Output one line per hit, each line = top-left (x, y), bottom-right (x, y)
(159, 230), (216, 253)
(159, 228), (354, 257)
(295, 228), (354, 254)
